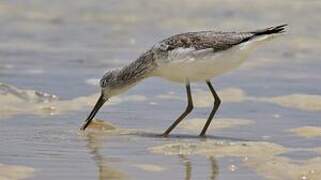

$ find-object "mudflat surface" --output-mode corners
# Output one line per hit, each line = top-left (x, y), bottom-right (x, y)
(0, 1), (321, 179)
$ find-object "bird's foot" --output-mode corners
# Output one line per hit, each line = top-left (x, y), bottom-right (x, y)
(159, 133), (169, 138)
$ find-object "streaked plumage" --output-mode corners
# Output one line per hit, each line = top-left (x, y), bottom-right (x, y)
(81, 24), (287, 136)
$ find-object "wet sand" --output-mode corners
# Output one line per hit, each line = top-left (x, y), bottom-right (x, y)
(0, 0), (321, 179)
(150, 140), (321, 179)
(0, 163), (34, 180)
(288, 126), (321, 138)
(0, 82), (146, 118)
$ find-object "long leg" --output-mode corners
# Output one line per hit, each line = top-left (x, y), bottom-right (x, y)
(162, 82), (193, 136)
(200, 80), (221, 136)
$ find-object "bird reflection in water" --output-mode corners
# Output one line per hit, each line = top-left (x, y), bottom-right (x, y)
(83, 130), (219, 179)
(179, 155), (218, 180)
(85, 133), (126, 180)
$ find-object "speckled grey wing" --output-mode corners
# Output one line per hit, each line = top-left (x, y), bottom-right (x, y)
(156, 31), (254, 53)
(155, 24), (287, 53)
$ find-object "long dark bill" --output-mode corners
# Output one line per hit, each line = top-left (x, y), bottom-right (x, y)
(80, 93), (107, 130)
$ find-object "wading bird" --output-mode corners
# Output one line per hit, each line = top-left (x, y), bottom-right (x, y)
(81, 24), (287, 137)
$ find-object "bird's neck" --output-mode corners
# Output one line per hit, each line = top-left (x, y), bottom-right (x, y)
(115, 67), (143, 90)
(117, 50), (156, 86)
(108, 50), (156, 96)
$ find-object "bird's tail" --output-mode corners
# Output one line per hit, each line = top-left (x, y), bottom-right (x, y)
(251, 24), (288, 36)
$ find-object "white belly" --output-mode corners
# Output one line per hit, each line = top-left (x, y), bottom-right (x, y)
(153, 44), (253, 82)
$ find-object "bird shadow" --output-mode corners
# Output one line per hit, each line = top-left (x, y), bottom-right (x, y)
(124, 131), (258, 142)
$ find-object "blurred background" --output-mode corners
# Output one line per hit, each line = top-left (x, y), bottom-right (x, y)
(0, 0), (321, 179)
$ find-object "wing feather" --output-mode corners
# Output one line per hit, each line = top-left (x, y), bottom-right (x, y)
(158, 31), (254, 53)
(155, 24), (287, 53)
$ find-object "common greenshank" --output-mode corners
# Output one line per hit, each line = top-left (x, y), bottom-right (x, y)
(81, 24), (287, 137)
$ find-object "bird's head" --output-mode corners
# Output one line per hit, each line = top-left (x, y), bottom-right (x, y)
(100, 69), (133, 98)
(80, 68), (131, 130)
(99, 69), (118, 99)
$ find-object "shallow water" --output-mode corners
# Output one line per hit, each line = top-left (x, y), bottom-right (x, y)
(0, 0), (321, 179)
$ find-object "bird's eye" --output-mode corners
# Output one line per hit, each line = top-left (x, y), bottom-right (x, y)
(100, 79), (108, 87)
